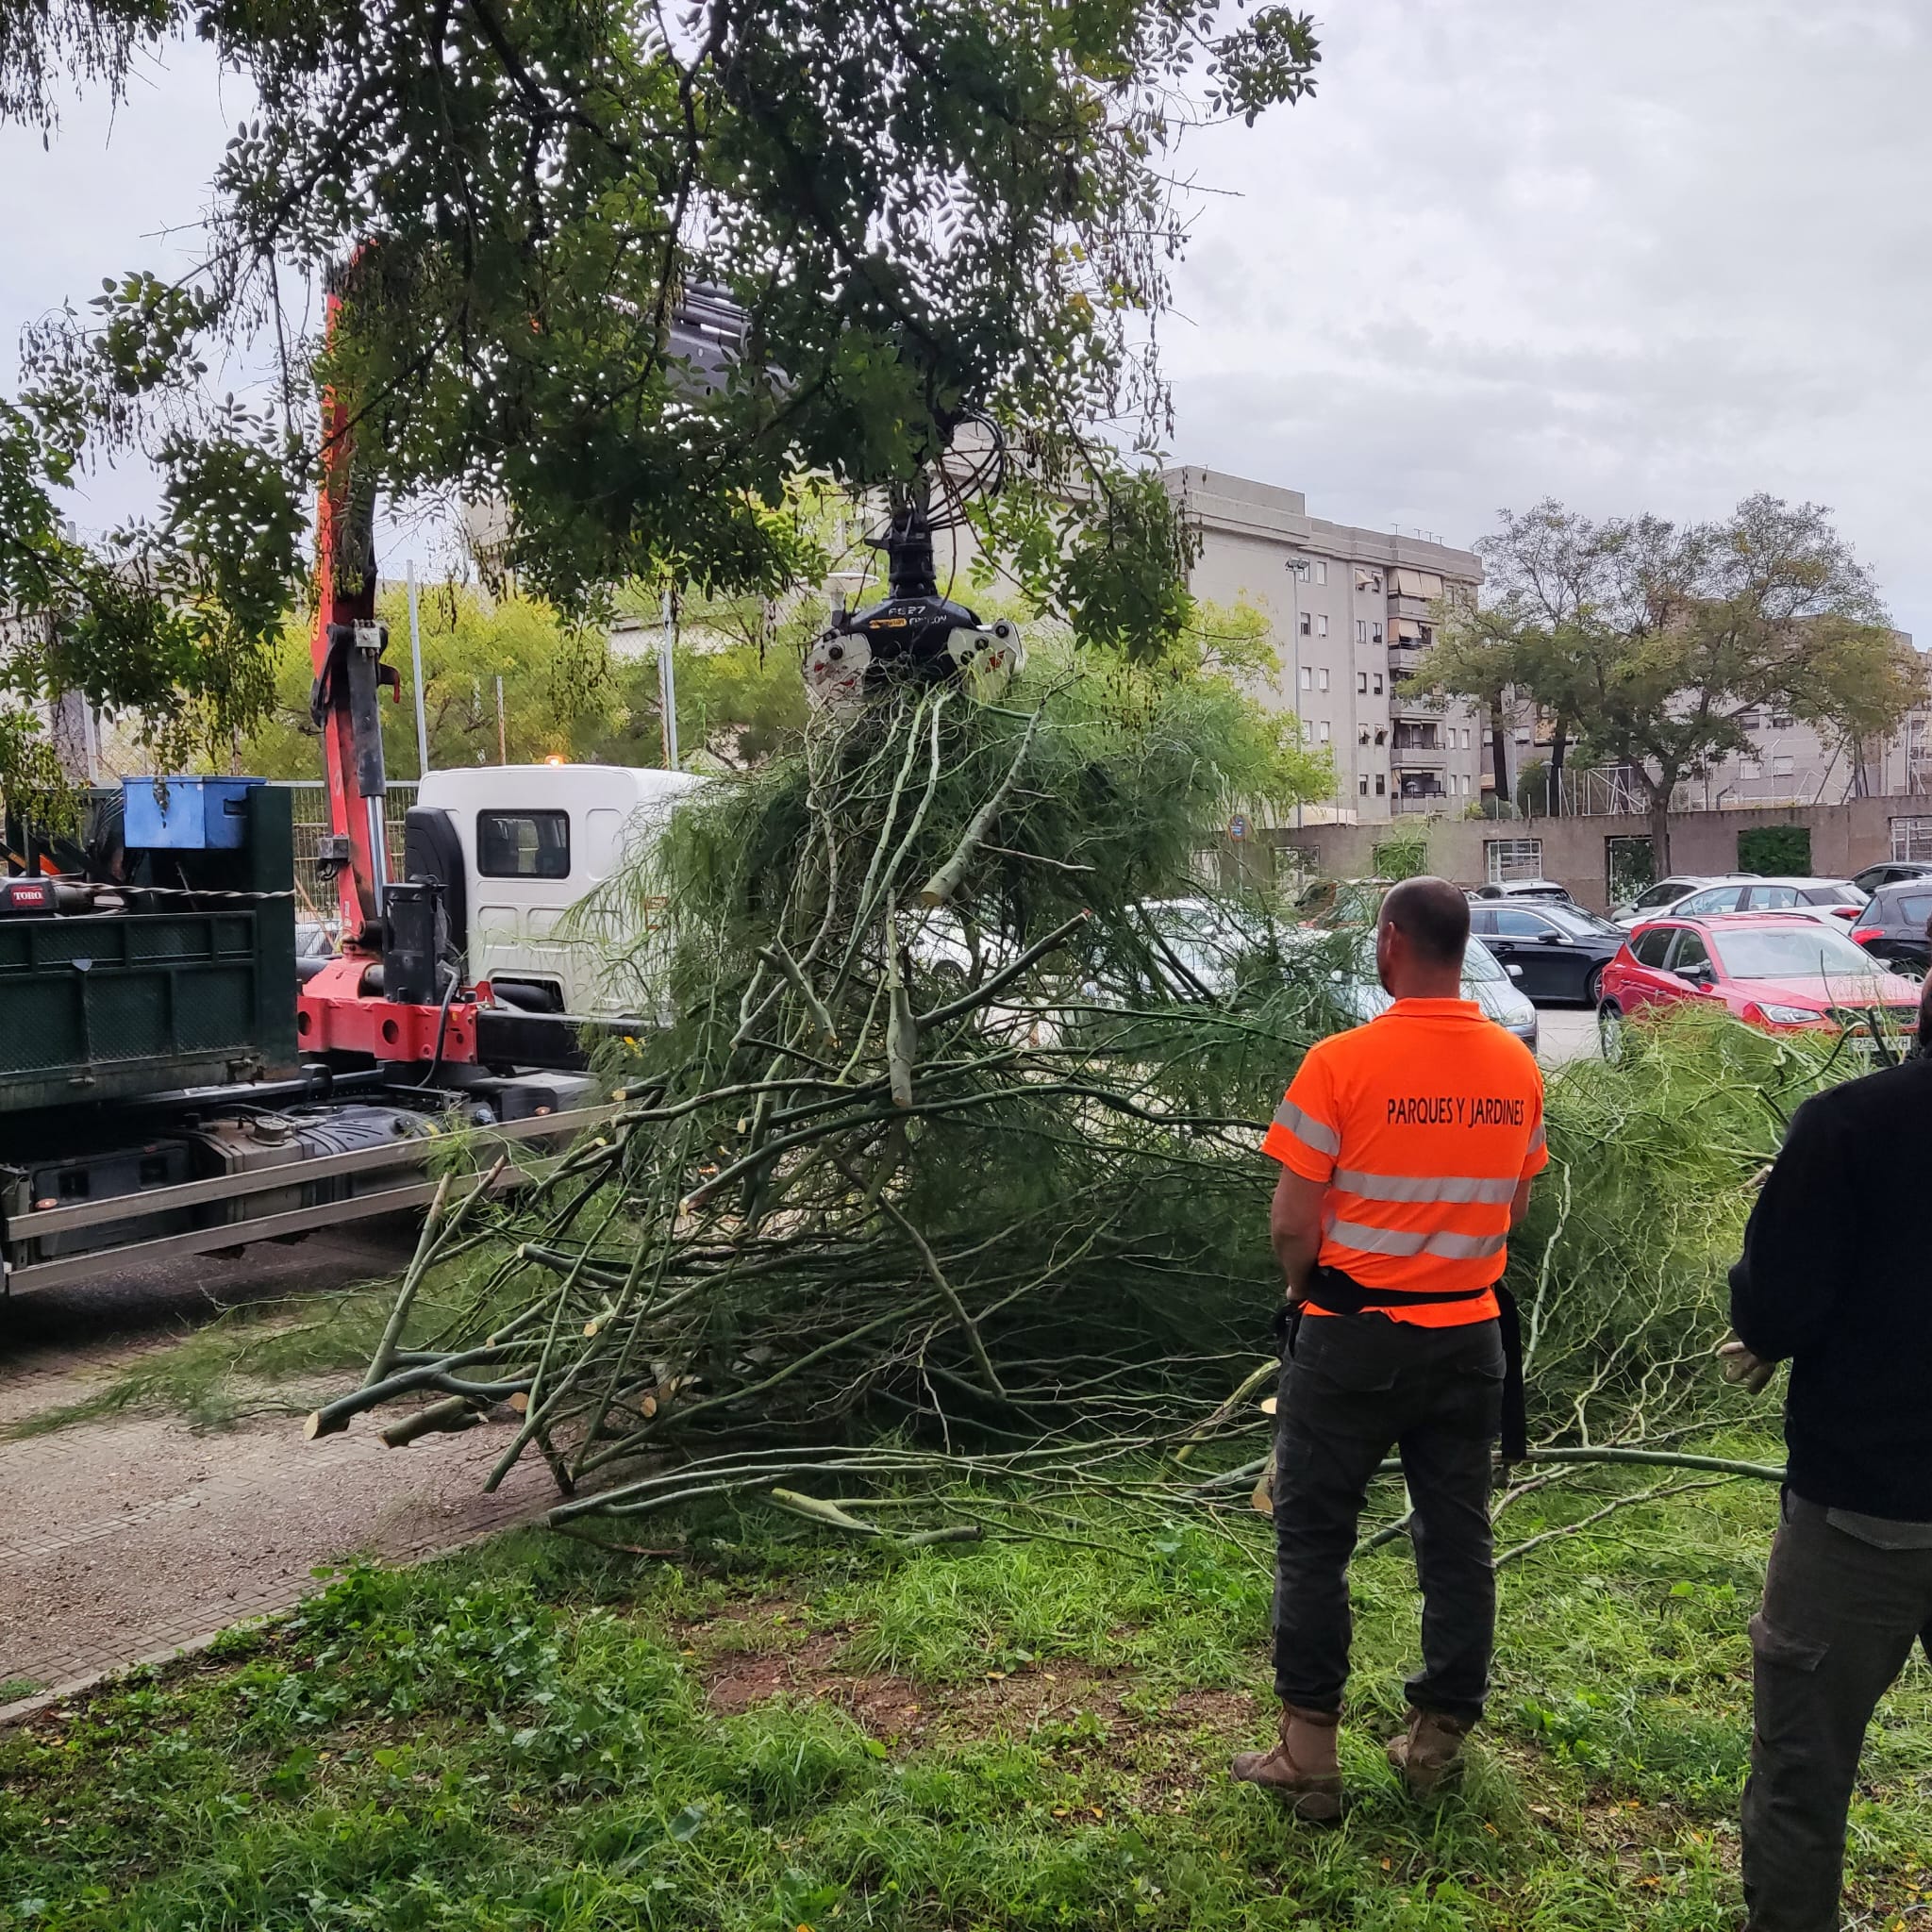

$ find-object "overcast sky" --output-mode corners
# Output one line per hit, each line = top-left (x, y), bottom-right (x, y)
(6, 1), (1932, 635)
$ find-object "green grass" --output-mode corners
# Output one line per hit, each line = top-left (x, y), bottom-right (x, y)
(7, 1460), (1932, 1931)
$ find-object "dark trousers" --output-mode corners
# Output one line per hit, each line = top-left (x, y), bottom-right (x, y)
(1271, 1311), (1505, 1724)
(1743, 1493), (1932, 1932)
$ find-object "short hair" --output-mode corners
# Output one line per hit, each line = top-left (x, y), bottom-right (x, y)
(1381, 875), (1470, 969)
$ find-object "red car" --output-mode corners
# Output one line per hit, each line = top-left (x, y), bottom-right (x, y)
(1597, 913), (1922, 1057)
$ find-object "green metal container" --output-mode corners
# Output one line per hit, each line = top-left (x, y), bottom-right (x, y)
(0, 787), (296, 1111)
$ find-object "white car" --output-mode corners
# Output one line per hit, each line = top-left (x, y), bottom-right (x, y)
(1611, 874), (1756, 928)
(1662, 876), (1865, 929)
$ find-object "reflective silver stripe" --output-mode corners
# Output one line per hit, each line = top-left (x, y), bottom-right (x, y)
(1326, 1218), (1508, 1260)
(1527, 1121), (1546, 1154)
(1271, 1098), (1340, 1157)
(1331, 1169), (1519, 1206)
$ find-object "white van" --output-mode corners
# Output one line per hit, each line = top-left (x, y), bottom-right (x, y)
(411, 764), (707, 1015)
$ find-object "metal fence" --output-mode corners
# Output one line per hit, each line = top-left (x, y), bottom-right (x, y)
(272, 780), (417, 930)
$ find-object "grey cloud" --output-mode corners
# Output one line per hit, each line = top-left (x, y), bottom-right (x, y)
(1167, 0), (1932, 639)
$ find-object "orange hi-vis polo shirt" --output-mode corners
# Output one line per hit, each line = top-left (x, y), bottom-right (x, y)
(1260, 998), (1548, 1325)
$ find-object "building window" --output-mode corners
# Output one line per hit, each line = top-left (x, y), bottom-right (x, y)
(1357, 673), (1368, 694)
(1740, 709), (1762, 730)
(1318, 720), (1331, 742)
(1317, 613), (1329, 637)
(1299, 611), (1312, 635)
(1357, 569), (1383, 593)
(1318, 667), (1330, 691)
(1373, 674), (1384, 695)
(1485, 837), (1544, 884)
(1288, 559), (1311, 583)
(1374, 774), (1387, 796)
(1772, 754), (1795, 776)
(1356, 619), (1368, 644)
(1359, 775), (1369, 796)
(1300, 664), (1312, 691)
(1371, 623), (1384, 645)
(1463, 728), (1474, 749)
(1771, 712), (1795, 729)
(1891, 815), (1932, 860)
(1314, 559), (1328, 585)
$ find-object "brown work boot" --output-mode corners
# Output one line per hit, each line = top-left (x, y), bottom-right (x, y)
(1230, 1704), (1343, 1821)
(1386, 1707), (1473, 1797)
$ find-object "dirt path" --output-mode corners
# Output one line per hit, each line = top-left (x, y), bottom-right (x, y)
(0, 1227), (560, 1722)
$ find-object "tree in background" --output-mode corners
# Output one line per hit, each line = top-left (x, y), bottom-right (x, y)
(238, 584), (809, 779)
(1410, 496), (1917, 873)
(0, 0), (1321, 808)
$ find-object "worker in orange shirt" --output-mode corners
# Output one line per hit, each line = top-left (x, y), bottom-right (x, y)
(1232, 876), (1546, 1818)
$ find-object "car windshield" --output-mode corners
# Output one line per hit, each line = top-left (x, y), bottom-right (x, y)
(1541, 904), (1623, 938)
(1709, 928), (1887, 981)
(1460, 938), (1507, 984)
(1339, 933), (1507, 991)
(1807, 885), (1862, 906)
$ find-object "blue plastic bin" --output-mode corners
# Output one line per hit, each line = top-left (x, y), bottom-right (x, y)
(123, 777), (265, 852)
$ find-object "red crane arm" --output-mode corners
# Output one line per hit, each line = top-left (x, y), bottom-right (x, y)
(308, 279), (397, 954)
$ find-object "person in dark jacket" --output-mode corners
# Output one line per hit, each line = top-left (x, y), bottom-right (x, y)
(1728, 976), (1932, 1932)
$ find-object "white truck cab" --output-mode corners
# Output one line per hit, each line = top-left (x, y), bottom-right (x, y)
(411, 764), (707, 1016)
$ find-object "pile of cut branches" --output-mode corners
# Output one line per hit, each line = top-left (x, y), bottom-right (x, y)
(312, 668), (1875, 1552)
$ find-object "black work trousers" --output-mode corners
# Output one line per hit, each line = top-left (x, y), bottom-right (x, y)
(1743, 1492), (1932, 1932)
(1270, 1310), (1505, 1724)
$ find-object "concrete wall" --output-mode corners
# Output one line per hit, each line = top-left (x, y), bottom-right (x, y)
(1268, 796), (1932, 912)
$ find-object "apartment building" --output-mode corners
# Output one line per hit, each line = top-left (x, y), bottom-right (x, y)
(1497, 646), (1931, 816)
(1164, 469), (1484, 824)
(1693, 692), (1931, 808)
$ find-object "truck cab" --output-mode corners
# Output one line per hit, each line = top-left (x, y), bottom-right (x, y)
(411, 764), (706, 1016)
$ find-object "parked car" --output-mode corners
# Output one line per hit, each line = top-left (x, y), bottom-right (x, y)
(294, 918), (338, 985)
(1609, 873), (1756, 928)
(1662, 876), (1865, 925)
(1268, 924), (1538, 1051)
(1849, 881), (1932, 977)
(1126, 902), (1540, 1050)
(1597, 913), (1922, 1058)
(1466, 899), (1627, 1006)
(1851, 859), (1932, 895)
(1470, 879), (1576, 905)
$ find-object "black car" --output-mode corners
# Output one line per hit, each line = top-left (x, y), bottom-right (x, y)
(1851, 859), (1932, 896)
(1466, 900), (1627, 1005)
(1850, 882), (1932, 977)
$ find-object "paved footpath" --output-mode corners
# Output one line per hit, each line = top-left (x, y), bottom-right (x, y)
(0, 1228), (561, 1725)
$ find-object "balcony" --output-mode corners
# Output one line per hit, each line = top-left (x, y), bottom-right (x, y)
(1391, 742), (1447, 768)
(1388, 645), (1428, 678)
(1392, 792), (1448, 815)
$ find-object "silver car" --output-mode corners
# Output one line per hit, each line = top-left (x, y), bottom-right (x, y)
(1145, 901), (1539, 1054)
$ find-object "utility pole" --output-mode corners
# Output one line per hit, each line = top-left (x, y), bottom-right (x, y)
(495, 675), (508, 764)
(658, 587), (680, 771)
(407, 559), (430, 777)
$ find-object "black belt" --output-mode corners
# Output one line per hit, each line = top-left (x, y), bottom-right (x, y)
(1275, 1263), (1527, 1460)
